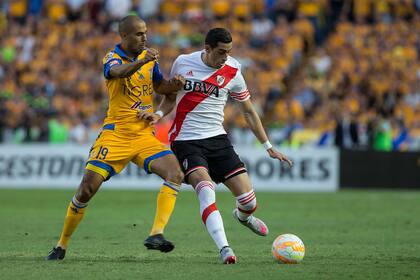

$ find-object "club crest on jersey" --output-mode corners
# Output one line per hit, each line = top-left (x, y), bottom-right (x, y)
(104, 51), (114, 62)
(216, 75), (225, 86)
(184, 80), (219, 97)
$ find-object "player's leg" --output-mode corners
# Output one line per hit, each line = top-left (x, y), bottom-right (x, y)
(47, 127), (127, 260)
(131, 135), (183, 252)
(148, 153), (183, 236)
(206, 135), (268, 236)
(46, 170), (105, 260)
(224, 173), (269, 236)
(143, 153), (184, 252)
(188, 169), (236, 264)
(171, 138), (236, 263)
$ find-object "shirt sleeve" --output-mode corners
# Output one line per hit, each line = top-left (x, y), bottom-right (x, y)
(169, 56), (180, 79)
(103, 52), (122, 80)
(152, 62), (163, 83)
(229, 71), (250, 102)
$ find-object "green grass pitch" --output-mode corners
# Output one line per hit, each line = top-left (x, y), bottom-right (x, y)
(1, 189), (419, 279)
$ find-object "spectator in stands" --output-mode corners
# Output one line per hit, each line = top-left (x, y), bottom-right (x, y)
(0, 0), (418, 152)
(334, 111), (360, 149)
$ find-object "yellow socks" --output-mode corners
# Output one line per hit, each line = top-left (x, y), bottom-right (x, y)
(57, 197), (87, 249)
(150, 181), (180, 235)
(56, 182), (179, 248)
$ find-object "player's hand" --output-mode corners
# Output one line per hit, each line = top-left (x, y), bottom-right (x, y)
(170, 74), (186, 91)
(143, 48), (159, 64)
(137, 111), (161, 125)
(267, 148), (293, 168)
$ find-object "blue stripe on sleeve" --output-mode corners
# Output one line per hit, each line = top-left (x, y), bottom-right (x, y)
(152, 62), (163, 83)
(103, 58), (122, 79)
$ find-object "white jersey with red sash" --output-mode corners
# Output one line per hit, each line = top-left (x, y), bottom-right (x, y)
(168, 51), (250, 142)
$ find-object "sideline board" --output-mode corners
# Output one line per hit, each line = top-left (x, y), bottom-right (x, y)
(0, 145), (338, 192)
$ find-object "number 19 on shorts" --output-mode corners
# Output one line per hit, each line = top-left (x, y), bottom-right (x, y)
(91, 146), (108, 160)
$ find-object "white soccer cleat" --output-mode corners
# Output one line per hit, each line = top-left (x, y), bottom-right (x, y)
(233, 209), (269, 236)
(220, 246), (237, 264)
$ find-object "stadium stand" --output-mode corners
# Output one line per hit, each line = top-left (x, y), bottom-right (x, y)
(0, 0), (419, 150)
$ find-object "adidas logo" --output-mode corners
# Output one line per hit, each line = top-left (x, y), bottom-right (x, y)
(186, 70), (194, 76)
(139, 73), (145, 79)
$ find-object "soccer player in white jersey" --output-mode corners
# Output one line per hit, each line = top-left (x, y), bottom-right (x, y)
(138, 28), (293, 264)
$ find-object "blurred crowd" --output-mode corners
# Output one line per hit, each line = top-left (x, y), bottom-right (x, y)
(0, 0), (419, 151)
(267, 0), (420, 151)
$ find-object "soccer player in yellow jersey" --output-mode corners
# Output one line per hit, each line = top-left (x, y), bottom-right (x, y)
(47, 15), (186, 260)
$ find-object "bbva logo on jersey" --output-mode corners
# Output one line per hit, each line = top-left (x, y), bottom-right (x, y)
(184, 80), (219, 97)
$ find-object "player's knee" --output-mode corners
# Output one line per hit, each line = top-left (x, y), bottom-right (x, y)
(167, 168), (184, 185)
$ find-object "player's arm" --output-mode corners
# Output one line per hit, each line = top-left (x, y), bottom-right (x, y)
(137, 94), (177, 125)
(108, 49), (158, 78)
(152, 59), (185, 95)
(157, 94), (177, 116)
(154, 75), (185, 95)
(138, 55), (182, 123)
(109, 60), (148, 78)
(239, 99), (293, 167)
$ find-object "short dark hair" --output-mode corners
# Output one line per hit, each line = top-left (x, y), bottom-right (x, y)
(118, 15), (144, 35)
(205, 28), (232, 48)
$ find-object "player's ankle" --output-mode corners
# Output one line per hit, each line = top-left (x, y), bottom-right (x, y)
(56, 243), (67, 250)
(149, 231), (163, 236)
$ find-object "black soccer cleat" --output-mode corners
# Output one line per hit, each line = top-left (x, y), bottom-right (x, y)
(143, 234), (175, 253)
(46, 247), (66, 260)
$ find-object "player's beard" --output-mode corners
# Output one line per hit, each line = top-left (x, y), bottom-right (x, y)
(131, 46), (144, 57)
(133, 40), (145, 55)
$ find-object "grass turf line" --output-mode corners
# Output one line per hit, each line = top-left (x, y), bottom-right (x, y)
(0, 189), (419, 279)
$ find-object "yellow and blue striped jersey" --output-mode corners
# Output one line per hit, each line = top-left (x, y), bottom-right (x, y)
(102, 44), (163, 135)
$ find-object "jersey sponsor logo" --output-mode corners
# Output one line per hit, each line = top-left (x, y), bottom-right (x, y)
(130, 101), (152, 111)
(138, 105), (152, 110)
(126, 85), (152, 96)
(131, 101), (142, 109)
(184, 80), (219, 97)
(104, 51), (115, 63)
(108, 60), (119, 66)
(216, 75), (225, 86)
(169, 64), (238, 142)
(123, 76), (153, 96)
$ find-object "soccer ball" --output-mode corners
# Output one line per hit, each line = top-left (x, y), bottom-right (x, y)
(272, 234), (305, 264)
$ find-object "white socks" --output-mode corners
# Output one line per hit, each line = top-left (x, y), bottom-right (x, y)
(236, 190), (257, 221)
(195, 181), (229, 250)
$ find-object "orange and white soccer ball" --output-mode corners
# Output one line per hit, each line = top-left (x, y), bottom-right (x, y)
(272, 234), (305, 264)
